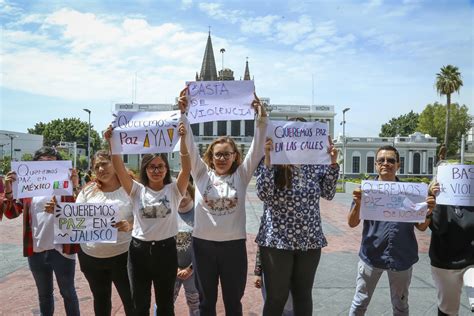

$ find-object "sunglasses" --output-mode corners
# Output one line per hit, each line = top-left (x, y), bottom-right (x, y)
(376, 157), (397, 165)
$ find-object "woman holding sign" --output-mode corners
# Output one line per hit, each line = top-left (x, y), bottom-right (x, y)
(254, 117), (339, 316)
(3, 146), (81, 316)
(178, 88), (267, 316)
(75, 150), (135, 316)
(105, 120), (190, 316)
(428, 165), (474, 315)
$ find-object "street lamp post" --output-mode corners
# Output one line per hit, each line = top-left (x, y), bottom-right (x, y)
(341, 108), (350, 191)
(1, 133), (18, 161)
(0, 143), (9, 160)
(83, 109), (91, 171)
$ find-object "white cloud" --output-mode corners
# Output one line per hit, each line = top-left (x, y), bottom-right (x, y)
(240, 15), (279, 36)
(181, 0), (193, 10)
(198, 2), (244, 24)
(0, 8), (209, 102)
(274, 15), (313, 45)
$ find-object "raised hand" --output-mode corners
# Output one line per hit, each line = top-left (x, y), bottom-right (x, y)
(178, 87), (188, 114)
(327, 136), (338, 164)
(178, 122), (186, 137)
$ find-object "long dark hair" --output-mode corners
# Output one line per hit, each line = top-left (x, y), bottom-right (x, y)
(33, 146), (62, 161)
(140, 153), (172, 187)
(274, 117), (307, 190)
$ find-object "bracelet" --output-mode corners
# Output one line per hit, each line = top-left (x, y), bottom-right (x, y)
(5, 191), (12, 195)
(180, 152), (190, 157)
(425, 213), (433, 220)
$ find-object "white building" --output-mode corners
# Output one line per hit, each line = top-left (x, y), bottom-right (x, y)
(115, 32), (337, 174)
(0, 130), (43, 161)
(335, 132), (438, 178)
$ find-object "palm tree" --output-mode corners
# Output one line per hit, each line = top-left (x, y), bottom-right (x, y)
(435, 65), (463, 154)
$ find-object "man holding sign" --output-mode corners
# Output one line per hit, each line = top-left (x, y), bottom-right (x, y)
(347, 145), (436, 316)
(2, 147), (81, 316)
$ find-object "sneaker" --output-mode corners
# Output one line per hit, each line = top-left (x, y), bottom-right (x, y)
(471, 303), (474, 313)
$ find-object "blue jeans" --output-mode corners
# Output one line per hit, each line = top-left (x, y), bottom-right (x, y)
(28, 249), (80, 316)
(174, 273), (200, 316)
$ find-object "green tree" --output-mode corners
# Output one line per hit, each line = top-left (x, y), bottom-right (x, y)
(435, 65), (463, 150)
(21, 153), (33, 161)
(1, 156), (11, 175)
(379, 111), (420, 137)
(417, 102), (471, 155)
(28, 118), (102, 158)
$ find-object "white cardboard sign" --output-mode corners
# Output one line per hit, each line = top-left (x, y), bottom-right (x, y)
(111, 110), (181, 154)
(186, 80), (255, 124)
(360, 180), (429, 223)
(54, 202), (118, 244)
(11, 161), (73, 198)
(436, 164), (474, 206)
(267, 120), (331, 165)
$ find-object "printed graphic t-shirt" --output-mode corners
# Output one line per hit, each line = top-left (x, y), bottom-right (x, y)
(130, 180), (182, 241)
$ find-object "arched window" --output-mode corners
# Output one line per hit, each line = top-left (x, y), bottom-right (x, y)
(413, 152), (421, 174)
(366, 151), (375, 174)
(352, 151), (361, 174)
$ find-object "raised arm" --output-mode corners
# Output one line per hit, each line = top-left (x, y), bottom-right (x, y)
(104, 126), (133, 195)
(415, 193), (436, 231)
(255, 159), (276, 202)
(347, 187), (362, 228)
(320, 136), (340, 201)
(178, 87), (208, 180)
(176, 121), (191, 196)
(2, 171), (23, 219)
(240, 94), (268, 183)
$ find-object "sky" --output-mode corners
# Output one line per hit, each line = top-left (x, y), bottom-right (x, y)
(1, 0), (473, 141)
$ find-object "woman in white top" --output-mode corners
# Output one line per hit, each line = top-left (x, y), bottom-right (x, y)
(178, 88), (268, 316)
(105, 121), (190, 316)
(76, 150), (134, 315)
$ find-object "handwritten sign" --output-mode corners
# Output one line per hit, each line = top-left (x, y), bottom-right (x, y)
(360, 180), (428, 223)
(186, 80), (255, 124)
(11, 161), (73, 199)
(111, 110), (181, 154)
(436, 164), (474, 206)
(266, 120), (331, 165)
(54, 202), (118, 244)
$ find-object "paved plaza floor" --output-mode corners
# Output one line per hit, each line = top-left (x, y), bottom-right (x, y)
(1, 182), (472, 315)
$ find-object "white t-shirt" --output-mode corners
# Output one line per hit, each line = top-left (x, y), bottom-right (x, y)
(130, 180), (182, 241)
(76, 184), (133, 258)
(31, 196), (75, 259)
(183, 115), (267, 241)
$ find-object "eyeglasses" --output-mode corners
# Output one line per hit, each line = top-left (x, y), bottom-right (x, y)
(146, 164), (166, 172)
(376, 157), (397, 165)
(213, 152), (235, 160)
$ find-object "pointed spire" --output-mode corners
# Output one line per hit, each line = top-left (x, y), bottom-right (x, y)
(199, 30), (218, 81)
(244, 57), (251, 80)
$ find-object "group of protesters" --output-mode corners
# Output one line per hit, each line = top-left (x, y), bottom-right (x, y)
(0, 87), (473, 316)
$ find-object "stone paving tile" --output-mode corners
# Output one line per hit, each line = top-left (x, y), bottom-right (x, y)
(1, 187), (473, 315)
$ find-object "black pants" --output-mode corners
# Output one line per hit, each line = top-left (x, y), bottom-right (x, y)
(78, 250), (134, 316)
(192, 237), (247, 316)
(260, 246), (322, 316)
(128, 237), (177, 316)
